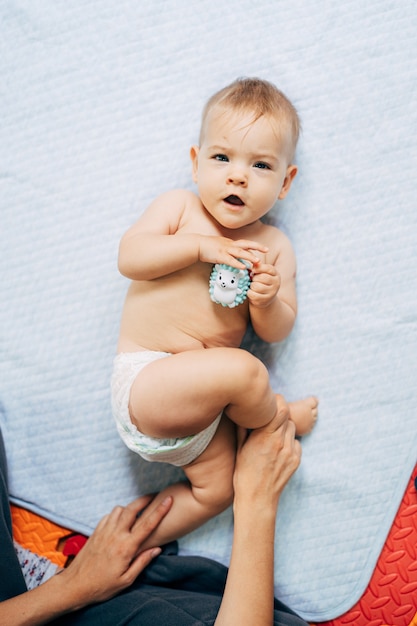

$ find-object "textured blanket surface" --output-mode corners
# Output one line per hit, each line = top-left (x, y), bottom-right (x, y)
(1, 1), (416, 621)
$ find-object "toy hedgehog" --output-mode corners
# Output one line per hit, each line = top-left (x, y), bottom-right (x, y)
(209, 262), (251, 308)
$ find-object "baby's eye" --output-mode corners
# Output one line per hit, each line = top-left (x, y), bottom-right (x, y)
(254, 161), (271, 170)
(213, 154), (229, 162)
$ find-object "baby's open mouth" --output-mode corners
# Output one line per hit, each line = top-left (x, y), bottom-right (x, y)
(224, 195), (244, 206)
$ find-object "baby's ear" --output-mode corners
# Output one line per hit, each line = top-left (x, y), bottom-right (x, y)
(190, 145), (200, 183)
(278, 164), (298, 199)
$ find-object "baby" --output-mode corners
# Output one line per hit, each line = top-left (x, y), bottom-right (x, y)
(112, 77), (318, 548)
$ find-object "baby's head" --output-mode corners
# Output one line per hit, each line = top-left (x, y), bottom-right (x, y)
(199, 77), (300, 161)
(191, 78), (300, 228)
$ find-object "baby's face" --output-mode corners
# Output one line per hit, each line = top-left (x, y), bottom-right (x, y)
(191, 108), (297, 230)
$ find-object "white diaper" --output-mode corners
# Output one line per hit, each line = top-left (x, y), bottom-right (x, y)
(111, 351), (222, 467)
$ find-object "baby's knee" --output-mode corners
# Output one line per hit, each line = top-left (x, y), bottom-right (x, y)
(194, 477), (234, 516)
(214, 479), (234, 513)
(210, 488), (234, 516)
(232, 350), (269, 390)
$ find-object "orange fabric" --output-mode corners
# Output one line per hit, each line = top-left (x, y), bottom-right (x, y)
(11, 505), (70, 568)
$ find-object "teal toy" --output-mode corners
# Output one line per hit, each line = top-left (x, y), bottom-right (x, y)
(209, 262), (251, 308)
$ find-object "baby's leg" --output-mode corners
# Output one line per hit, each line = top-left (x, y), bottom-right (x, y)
(129, 347), (280, 439)
(129, 347), (317, 440)
(139, 399), (318, 550)
(139, 417), (236, 550)
(288, 397), (319, 436)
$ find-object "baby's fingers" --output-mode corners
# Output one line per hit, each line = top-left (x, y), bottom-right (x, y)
(235, 239), (269, 252)
(228, 242), (268, 268)
(250, 263), (277, 277)
(234, 240), (269, 262)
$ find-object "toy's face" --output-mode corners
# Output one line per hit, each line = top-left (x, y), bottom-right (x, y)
(216, 268), (240, 290)
(210, 263), (250, 308)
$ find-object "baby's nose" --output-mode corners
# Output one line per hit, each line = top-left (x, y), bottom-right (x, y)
(227, 168), (247, 186)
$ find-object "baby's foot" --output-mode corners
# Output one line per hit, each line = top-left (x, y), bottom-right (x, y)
(288, 396), (318, 436)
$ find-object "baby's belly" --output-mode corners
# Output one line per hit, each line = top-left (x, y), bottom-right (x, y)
(122, 316), (246, 353)
(118, 271), (249, 353)
(119, 297), (247, 353)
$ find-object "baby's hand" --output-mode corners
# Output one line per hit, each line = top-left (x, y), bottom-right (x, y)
(199, 236), (268, 270)
(247, 263), (281, 308)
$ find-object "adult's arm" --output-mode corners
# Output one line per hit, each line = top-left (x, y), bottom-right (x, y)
(215, 399), (301, 626)
(0, 496), (172, 626)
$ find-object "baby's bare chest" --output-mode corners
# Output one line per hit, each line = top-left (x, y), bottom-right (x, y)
(125, 264), (249, 351)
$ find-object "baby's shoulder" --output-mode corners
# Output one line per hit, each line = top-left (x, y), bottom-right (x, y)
(255, 222), (295, 263)
(147, 189), (202, 224)
(155, 188), (200, 207)
(253, 220), (289, 246)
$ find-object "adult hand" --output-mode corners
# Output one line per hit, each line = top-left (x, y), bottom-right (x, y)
(0, 495), (173, 626)
(60, 495), (173, 609)
(216, 396), (301, 626)
(233, 396), (301, 513)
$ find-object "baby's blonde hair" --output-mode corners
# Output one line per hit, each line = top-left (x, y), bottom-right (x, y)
(200, 77), (300, 158)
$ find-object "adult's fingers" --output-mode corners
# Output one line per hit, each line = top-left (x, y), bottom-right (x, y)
(124, 546), (163, 584)
(100, 495), (155, 533)
(131, 496), (173, 543)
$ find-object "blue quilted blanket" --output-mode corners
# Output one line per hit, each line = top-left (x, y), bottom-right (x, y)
(1, 1), (416, 621)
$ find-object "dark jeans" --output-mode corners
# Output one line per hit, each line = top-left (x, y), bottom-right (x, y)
(0, 431), (27, 601)
(0, 431), (308, 625)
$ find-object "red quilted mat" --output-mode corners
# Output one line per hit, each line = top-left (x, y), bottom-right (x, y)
(11, 465), (417, 624)
(311, 465), (417, 626)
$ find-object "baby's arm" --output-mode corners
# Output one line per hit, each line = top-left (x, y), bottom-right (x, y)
(118, 189), (267, 280)
(248, 232), (297, 343)
(118, 190), (200, 280)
